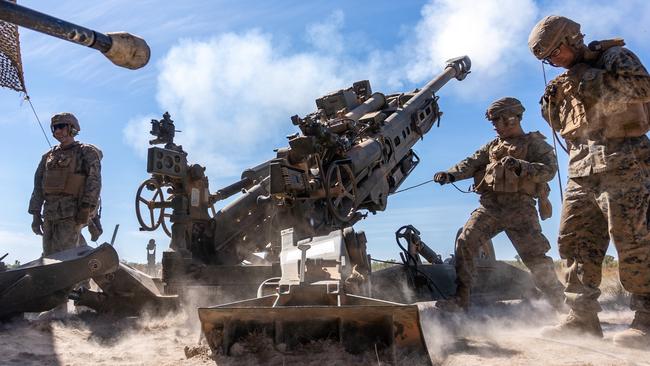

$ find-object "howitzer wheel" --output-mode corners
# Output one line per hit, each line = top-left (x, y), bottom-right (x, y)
(135, 179), (166, 232)
(325, 163), (357, 222)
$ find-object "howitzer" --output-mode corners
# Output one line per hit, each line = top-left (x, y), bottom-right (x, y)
(0, 1), (150, 69)
(135, 56), (471, 281)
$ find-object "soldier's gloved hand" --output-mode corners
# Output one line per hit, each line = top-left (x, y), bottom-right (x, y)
(75, 205), (93, 225)
(31, 214), (43, 236)
(501, 156), (522, 174)
(433, 171), (455, 185)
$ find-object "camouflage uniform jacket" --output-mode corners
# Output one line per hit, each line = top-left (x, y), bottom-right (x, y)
(28, 141), (102, 220)
(446, 131), (557, 196)
(541, 46), (650, 178)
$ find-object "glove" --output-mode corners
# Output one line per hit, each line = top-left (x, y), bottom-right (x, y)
(433, 171), (454, 185)
(500, 156), (522, 174)
(75, 206), (93, 225)
(31, 214), (43, 236)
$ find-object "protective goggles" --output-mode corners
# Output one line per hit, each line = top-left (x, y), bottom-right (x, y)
(542, 44), (563, 66)
(51, 123), (69, 132)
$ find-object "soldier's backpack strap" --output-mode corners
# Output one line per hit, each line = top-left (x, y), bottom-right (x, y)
(584, 38), (625, 62)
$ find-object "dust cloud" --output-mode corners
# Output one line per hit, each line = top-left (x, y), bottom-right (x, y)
(419, 300), (650, 366)
(1, 297), (649, 365)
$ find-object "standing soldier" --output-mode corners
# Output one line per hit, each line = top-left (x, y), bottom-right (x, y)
(28, 113), (102, 256)
(529, 15), (650, 348)
(433, 97), (564, 312)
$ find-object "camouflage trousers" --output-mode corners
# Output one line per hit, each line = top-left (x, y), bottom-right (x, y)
(42, 217), (86, 256)
(559, 167), (650, 313)
(455, 193), (564, 305)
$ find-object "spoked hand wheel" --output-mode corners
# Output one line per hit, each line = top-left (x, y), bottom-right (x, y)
(325, 162), (357, 222)
(135, 178), (167, 232)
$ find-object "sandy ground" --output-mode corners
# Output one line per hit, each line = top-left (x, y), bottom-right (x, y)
(1, 299), (649, 366)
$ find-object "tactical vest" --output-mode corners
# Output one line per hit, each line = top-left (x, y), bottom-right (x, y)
(552, 44), (650, 140)
(43, 143), (86, 196)
(473, 134), (546, 198)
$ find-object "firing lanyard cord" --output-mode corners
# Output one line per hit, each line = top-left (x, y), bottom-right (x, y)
(393, 179), (434, 193)
(393, 179), (474, 195)
(450, 182), (474, 194)
(24, 94), (52, 148)
(541, 62), (565, 202)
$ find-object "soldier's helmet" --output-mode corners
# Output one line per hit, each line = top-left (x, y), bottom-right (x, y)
(528, 15), (583, 60)
(50, 112), (80, 135)
(485, 97), (525, 121)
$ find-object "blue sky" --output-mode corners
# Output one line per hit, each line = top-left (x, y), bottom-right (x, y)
(1, 0), (649, 264)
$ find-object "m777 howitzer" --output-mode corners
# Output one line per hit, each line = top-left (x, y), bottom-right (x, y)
(131, 56), (533, 361)
(0, 1), (150, 69)
(133, 56), (470, 298)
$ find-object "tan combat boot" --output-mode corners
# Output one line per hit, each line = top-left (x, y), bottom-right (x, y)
(541, 309), (603, 338)
(613, 311), (650, 349)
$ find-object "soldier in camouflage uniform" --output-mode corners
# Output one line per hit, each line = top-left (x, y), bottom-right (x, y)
(433, 97), (564, 312)
(28, 113), (102, 256)
(529, 15), (650, 348)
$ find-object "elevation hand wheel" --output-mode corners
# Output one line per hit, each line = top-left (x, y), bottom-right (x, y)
(325, 163), (357, 222)
(135, 178), (168, 232)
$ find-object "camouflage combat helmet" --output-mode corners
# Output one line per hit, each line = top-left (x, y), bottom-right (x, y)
(485, 97), (525, 121)
(50, 112), (80, 134)
(528, 15), (583, 60)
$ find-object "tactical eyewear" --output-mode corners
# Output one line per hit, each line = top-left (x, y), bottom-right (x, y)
(542, 44), (563, 65)
(51, 123), (69, 131)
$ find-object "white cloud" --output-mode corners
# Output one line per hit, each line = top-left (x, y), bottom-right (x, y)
(122, 114), (156, 160)
(305, 10), (345, 54)
(405, 0), (538, 92)
(150, 29), (357, 179)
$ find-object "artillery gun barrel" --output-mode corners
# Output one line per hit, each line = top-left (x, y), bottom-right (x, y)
(403, 56), (471, 108)
(213, 177), (253, 202)
(0, 1), (150, 69)
(381, 56), (470, 160)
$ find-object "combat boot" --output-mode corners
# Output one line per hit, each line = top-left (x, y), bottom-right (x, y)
(435, 285), (469, 313)
(541, 309), (603, 338)
(613, 311), (650, 349)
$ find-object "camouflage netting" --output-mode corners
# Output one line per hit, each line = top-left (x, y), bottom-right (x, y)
(0, 0), (26, 93)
